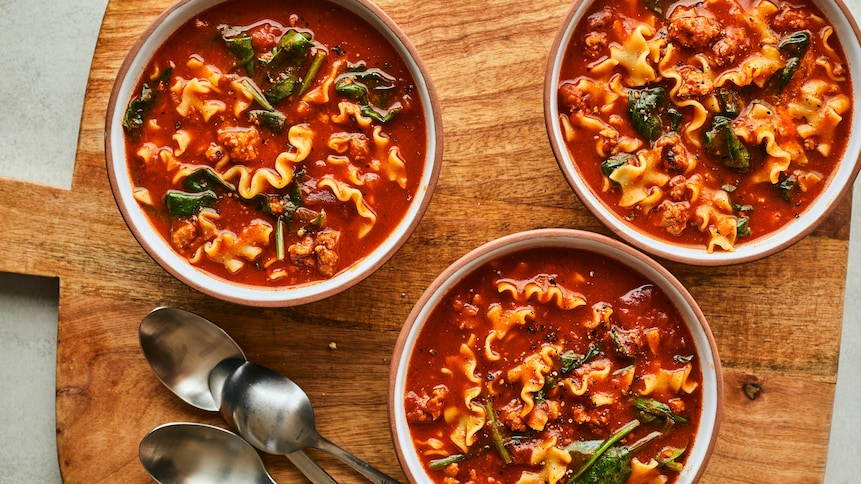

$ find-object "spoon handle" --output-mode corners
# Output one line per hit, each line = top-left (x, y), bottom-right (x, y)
(314, 435), (402, 484)
(286, 450), (339, 484)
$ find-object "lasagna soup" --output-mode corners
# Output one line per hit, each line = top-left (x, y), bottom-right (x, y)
(122, 0), (427, 286)
(404, 247), (703, 483)
(557, 0), (852, 252)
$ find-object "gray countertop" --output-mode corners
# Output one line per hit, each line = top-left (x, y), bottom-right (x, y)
(0, 0), (858, 482)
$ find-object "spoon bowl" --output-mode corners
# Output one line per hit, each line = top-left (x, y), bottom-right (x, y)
(219, 362), (319, 454)
(140, 422), (275, 484)
(138, 307), (336, 483)
(139, 307), (245, 411)
(220, 361), (401, 484)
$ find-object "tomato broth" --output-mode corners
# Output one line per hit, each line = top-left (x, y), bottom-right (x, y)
(404, 246), (703, 483)
(557, 0), (852, 252)
(122, 0), (427, 287)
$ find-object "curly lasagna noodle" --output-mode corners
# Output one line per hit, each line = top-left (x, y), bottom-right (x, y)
(122, 0), (426, 286)
(404, 247), (703, 483)
(557, 0), (852, 252)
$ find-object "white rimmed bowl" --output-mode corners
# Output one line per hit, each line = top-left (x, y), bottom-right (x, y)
(544, 0), (861, 265)
(105, 0), (442, 306)
(389, 228), (723, 483)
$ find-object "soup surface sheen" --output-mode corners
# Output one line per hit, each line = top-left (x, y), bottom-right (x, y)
(557, 0), (852, 252)
(123, 0), (427, 286)
(404, 247), (703, 484)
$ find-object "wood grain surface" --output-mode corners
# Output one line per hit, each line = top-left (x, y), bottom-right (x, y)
(0, 0), (851, 482)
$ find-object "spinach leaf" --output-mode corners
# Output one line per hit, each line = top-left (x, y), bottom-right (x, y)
(716, 88), (743, 118)
(219, 25), (256, 75)
(335, 62), (403, 123)
(673, 354), (694, 364)
(265, 30), (313, 68)
(256, 171), (305, 260)
(567, 428), (667, 484)
(182, 167), (236, 192)
(610, 327), (638, 359)
(249, 109), (287, 132)
(658, 445), (687, 472)
(265, 69), (300, 105)
(122, 66), (172, 139)
(164, 190), (217, 218)
(601, 153), (634, 180)
(361, 104), (403, 123)
(627, 87), (671, 143)
(736, 215), (751, 237)
(240, 78), (275, 111)
(771, 31), (811, 93)
(573, 446), (631, 484)
(776, 174), (798, 202)
(635, 397), (688, 424)
(567, 420), (639, 484)
(644, 0), (675, 18)
(704, 115), (749, 170)
(561, 345), (602, 374)
(780, 30), (812, 58)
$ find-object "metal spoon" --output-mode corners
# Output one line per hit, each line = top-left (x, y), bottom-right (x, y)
(138, 306), (336, 483)
(140, 422), (275, 484)
(219, 361), (402, 484)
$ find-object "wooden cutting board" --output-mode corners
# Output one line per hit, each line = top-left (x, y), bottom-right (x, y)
(0, 0), (850, 481)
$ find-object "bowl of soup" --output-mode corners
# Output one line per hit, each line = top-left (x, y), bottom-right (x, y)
(544, 0), (861, 265)
(105, 0), (442, 306)
(389, 229), (723, 483)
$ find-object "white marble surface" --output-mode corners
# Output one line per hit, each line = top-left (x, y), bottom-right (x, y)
(0, 0), (858, 482)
